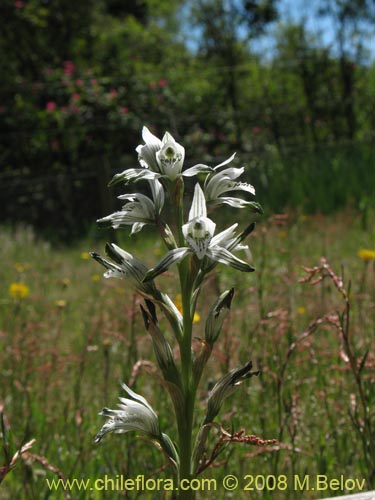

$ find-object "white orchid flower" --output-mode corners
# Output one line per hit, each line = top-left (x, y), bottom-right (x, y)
(109, 126), (212, 186)
(182, 183), (216, 259)
(90, 243), (156, 295)
(204, 153), (257, 209)
(156, 132), (185, 180)
(97, 179), (164, 234)
(144, 184), (254, 282)
(95, 383), (160, 443)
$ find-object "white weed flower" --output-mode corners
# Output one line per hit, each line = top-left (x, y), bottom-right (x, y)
(95, 383), (160, 443)
(144, 184), (254, 281)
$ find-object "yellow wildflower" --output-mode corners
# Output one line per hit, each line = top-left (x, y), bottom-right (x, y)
(54, 299), (67, 309)
(14, 262), (30, 273)
(192, 311), (201, 323)
(175, 294), (200, 323)
(91, 274), (101, 282)
(358, 249), (375, 261)
(81, 252), (91, 260)
(9, 283), (29, 299)
(297, 306), (306, 315)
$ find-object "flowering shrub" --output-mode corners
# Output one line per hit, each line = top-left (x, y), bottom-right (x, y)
(91, 127), (267, 498)
(1, 60), (177, 237)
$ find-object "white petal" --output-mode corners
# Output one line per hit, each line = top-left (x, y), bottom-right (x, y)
(227, 181), (255, 195)
(109, 168), (160, 186)
(209, 197), (254, 208)
(213, 153), (236, 170)
(217, 166), (244, 179)
(120, 383), (157, 416)
(185, 234), (211, 259)
(149, 179), (164, 213)
(131, 222), (146, 234)
(142, 126), (162, 148)
(189, 183), (207, 220)
(143, 248), (191, 282)
(103, 269), (126, 279)
(210, 224), (238, 247)
(108, 243), (134, 263)
(182, 164), (213, 177)
(207, 247), (255, 272)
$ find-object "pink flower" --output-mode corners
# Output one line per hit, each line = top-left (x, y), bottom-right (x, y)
(252, 126), (261, 135)
(46, 101), (57, 112)
(90, 79), (98, 86)
(71, 93), (80, 101)
(158, 79), (168, 87)
(75, 79), (84, 88)
(63, 60), (75, 76)
(15, 1), (24, 8)
(69, 104), (80, 114)
(120, 106), (129, 114)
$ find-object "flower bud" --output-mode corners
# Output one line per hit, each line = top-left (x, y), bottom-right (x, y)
(205, 288), (234, 345)
(204, 361), (259, 424)
(140, 300), (181, 386)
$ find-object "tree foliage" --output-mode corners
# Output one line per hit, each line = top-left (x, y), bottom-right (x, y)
(0, 0), (374, 238)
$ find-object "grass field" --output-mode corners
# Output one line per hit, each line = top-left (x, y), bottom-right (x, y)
(1, 210), (374, 499)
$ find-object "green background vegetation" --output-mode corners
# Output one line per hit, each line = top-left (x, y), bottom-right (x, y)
(1, 0), (375, 239)
(1, 215), (374, 498)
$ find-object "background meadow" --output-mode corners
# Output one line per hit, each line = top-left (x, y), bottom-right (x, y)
(1, 209), (374, 499)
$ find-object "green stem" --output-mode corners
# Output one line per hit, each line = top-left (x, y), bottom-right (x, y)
(178, 264), (196, 500)
(173, 177), (196, 499)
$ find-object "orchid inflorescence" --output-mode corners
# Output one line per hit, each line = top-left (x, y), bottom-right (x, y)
(91, 126), (263, 494)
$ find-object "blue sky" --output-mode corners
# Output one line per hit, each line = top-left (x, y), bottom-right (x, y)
(181, 0), (375, 62)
